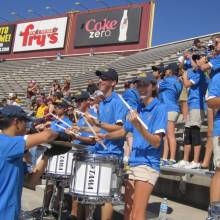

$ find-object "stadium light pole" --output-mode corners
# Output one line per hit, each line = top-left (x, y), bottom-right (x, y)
(10, 12), (26, 19)
(0, 16), (9, 22)
(96, 0), (110, 8)
(27, 9), (43, 17)
(45, 6), (61, 15)
(74, 2), (89, 10)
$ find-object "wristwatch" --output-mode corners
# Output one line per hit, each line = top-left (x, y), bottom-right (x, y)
(95, 120), (102, 127)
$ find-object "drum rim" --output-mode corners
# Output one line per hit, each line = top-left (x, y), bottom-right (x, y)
(74, 153), (121, 162)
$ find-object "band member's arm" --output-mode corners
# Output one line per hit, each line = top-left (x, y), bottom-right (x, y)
(24, 154), (49, 190)
(97, 127), (127, 141)
(96, 121), (123, 132)
(207, 77), (220, 109)
(181, 70), (193, 88)
(65, 128), (96, 145)
(207, 98), (220, 109)
(25, 129), (58, 150)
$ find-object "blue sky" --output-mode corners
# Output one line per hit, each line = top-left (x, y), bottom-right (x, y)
(0, 0), (219, 46)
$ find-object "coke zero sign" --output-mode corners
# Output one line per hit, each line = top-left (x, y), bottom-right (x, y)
(74, 7), (142, 47)
(13, 17), (67, 52)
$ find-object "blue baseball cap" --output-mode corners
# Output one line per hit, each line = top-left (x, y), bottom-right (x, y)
(0, 105), (32, 121)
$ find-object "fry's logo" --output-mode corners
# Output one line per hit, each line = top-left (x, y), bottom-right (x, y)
(20, 24), (58, 47)
(84, 18), (118, 39)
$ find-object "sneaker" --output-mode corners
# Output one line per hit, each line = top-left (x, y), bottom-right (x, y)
(160, 159), (169, 166)
(185, 161), (201, 169)
(167, 159), (176, 166)
(66, 215), (77, 220)
(172, 160), (189, 168)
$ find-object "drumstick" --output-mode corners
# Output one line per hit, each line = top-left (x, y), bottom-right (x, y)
(118, 94), (148, 131)
(74, 110), (98, 120)
(50, 113), (71, 128)
(55, 123), (79, 137)
(82, 116), (107, 149)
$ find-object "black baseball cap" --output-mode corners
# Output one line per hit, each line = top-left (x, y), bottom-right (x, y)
(164, 62), (179, 73)
(72, 91), (90, 101)
(0, 105), (32, 121)
(95, 68), (118, 83)
(136, 73), (157, 85)
(152, 64), (165, 73)
(55, 101), (68, 109)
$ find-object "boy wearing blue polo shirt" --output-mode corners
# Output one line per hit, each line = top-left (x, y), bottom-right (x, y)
(84, 68), (127, 220)
(97, 74), (167, 220)
(0, 105), (59, 220)
(174, 56), (208, 169)
(158, 62), (183, 166)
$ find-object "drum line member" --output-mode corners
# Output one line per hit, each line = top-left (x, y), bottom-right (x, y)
(158, 63), (183, 166)
(0, 105), (61, 220)
(197, 35), (220, 207)
(66, 91), (97, 220)
(43, 101), (73, 217)
(81, 68), (128, 220)
(96, 74), (167, 220)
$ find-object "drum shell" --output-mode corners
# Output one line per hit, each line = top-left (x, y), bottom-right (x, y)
(69, 153), (123, 203)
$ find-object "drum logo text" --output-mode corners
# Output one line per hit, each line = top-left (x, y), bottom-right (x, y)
(87, 164), (96, 190)
(58, 155), (65, 171)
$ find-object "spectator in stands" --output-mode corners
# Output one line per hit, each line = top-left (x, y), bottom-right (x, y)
(174, 55), (209, 169)
(86, 79), (99, 95)
(158, 63), (183, 166)
(26, 80), (40, 109)
(0, 98), (7, 107)
(62, 79), (71, 100)
(197, 34), (220, 204)
(49, 80), (62, 96)
(35, 98), (48, 119)
(89, 90), (104, 114)
(191, 38), (207, 54)
(7, 93), (21, 106)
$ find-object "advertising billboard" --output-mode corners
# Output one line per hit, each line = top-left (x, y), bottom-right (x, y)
(0, 25), (15, 53)
(74, 7), (142, 47)
(13, 17), (67, 52)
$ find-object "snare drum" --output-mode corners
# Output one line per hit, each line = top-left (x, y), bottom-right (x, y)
(46, 150), (75, 179)
(69, 153), (123, 204)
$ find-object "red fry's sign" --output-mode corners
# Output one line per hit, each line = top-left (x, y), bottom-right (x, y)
(13, 17), (67, 52)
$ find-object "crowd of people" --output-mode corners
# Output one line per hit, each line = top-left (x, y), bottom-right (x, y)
(0, 35), (220, 220)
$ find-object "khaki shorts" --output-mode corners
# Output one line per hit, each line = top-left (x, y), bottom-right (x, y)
(179, 87), (188, 102)
(213, 136), (220, 168)
(168, 111), (179, 122)
(127, 165), (159, 186)
(185, 109), (205, 128)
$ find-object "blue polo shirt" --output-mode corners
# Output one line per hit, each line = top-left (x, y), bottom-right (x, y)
(158, 76), (183, 112)
(122, 88), (140, 110)
(184, 58), (192, 70)
(0, 134), (26, 220)
(50, 116), (72, 132)
(187, 69), (208, 110)
(94, 91), (128, 156)
(209, 54), (220, 79)
(208, 73), (220, 136)
(124, 98), (167, 172)
(74, 108), (97, 146)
